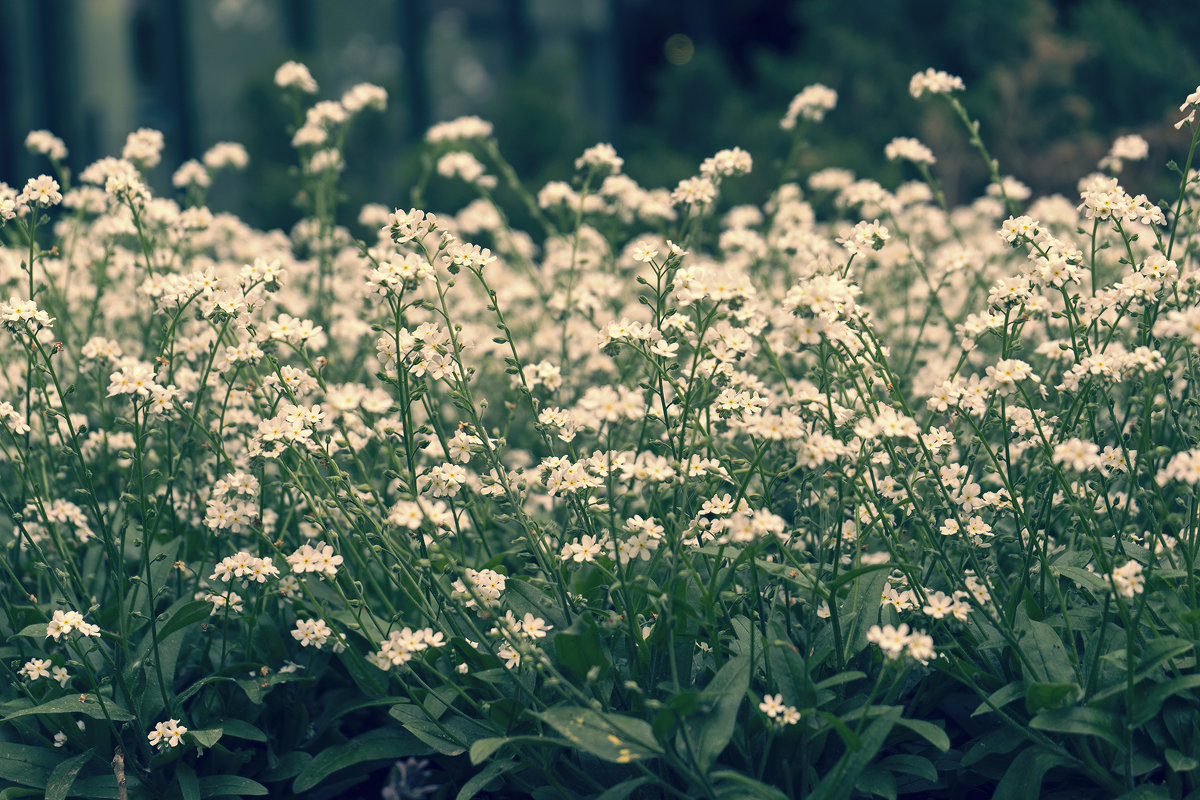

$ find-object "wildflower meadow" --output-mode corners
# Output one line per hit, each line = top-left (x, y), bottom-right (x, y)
(4, 59), (1200, 799)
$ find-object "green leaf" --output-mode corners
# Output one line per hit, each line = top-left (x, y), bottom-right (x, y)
(174, 675), (242, 706)
(336, 648), (388, 699)
(70, 774), (129, 798)
(1054, 565), (1109, 594)
(45, 750), (91, 800)
(815, 710), (861, 751)
(813, 671), (867, 691)
(468, 735), (566, 765)
(972, 681), (1025, 717)
(535, 707), (662, 764)
(855, 766), (897, 800)
(1131, 675), (1200, 727)
(894, 717), (949, 752)
(688, 654), (749, 772)
(259, 752), (311, 783)
(455, 759), (520, 800)
(422, 685), (460, 719)
(992, 747), (1071, 800)
(839, 569), (890, 659)
(592, 777), (653, 800)
(235, 671), (309, 705)
(710, 771), (789, 800)
(960, 728), (1024, 768)
(1136, 637), (1193, 677)
(810, 707), (902, 800)
(554, 619), (610, 682)
(389, 704), (493, 756)
(133, 596), (199, 722)
(0, 744), (59, 788)
(1025, 682), (1082, 713)
(767, 635), (816, 708)
(1029, 707), (1122, 748)
(0, 694), (135, 723)
(178, 763), (201, 800)
(197, 775), (268, 797)
(1021, 620), (1075, 685)
(217, 719), (267, 742)
(389, 703), (461, 755)
(878, 754), (937, 784)
(829, 562), (903, 593)
(1166, 748), (1200, 772)
(729, 616), (755, 659)
(12, 623), (47, 639)
(188, 728), (223, 749)
(468, 737), (509, 765)
(293, 729), (430, 793)
(1100, 637), (1194, 686)
(156, 600), (214, 640)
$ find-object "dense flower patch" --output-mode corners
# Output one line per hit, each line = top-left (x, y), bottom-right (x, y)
(2, 61), (1200, 798)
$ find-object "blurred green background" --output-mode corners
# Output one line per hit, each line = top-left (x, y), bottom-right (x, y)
(1, 0), (1197, 230)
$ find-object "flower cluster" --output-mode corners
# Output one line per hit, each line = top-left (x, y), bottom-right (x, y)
(780, 83), (838, 127)
(148, 719), (188, 749)
(286, 543), (344, 578)
(210, 553), (281, 584)
(18, 658), (69, 686)
(759, 693), (801, 727)
(452, 568), (507, 608)
(1109, 561), (1145, 598)
(369, 627), (447, 669)
(867, 624), (937, 664)
(292, 618), (338, 649)
(46, 610), (101, 641)
(6, 56), (1200, 798)
(909, 68), (965, 98)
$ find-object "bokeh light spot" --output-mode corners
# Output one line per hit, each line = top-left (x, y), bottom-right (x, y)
(664, 34), (694, 66)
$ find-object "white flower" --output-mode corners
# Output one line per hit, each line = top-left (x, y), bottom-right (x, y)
(426, 116), (493, 144)
(1110, 561), (1145, 598)
(631, 239), (659, 263)
(19, 658), (51, 681)
(909, 68), (965, 98)
(342, 82), (387, 113)
(866, 623), (911, 659)
(287, 543), (343, 578)
(52, 666), (71, 687)
(275, 61), (318, 93)
(148, 718), (188, 749)
(1052, 439), (1102, 472)
(453, 568), (506, 608)
(575, 143), (623, 173)
(781, 84), (837, 128)
(18, 175), (62, 207)
(515, 612), (553, 640)
(292, 618), (334, 649)
(46, 610), (101, 641)
(497, 645), (520, 669)
(671, 176), (717, 207)
(26, 130), (67, 161)
(759, 693), (786, 718)
(837, 219), (890, 255)
(122, 129), (165, 169)
(1, 296), (54, 330)
(885, 137), (935, 165)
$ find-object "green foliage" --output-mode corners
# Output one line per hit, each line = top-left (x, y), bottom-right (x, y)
(3, 47), (1200, 800)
